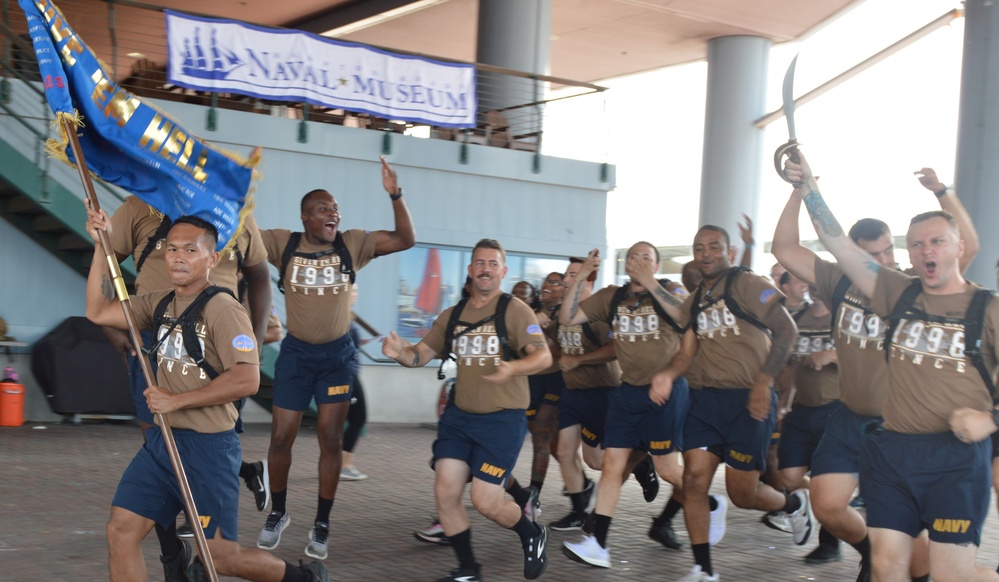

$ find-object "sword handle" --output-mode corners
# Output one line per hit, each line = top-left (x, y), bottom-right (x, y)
(774, 140), (804, 186)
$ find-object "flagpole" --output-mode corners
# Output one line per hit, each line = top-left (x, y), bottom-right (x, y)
(61, 116), (221, 582)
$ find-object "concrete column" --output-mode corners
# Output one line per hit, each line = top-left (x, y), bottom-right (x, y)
(699, 36), (771, 251)
(475, 0), (551, 114)
(955, 0), (999, 287)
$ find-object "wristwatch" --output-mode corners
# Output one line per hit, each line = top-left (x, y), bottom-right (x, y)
(390, 188), (403, 201)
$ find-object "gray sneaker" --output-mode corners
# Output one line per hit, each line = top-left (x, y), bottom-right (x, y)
(788, 489), (813, 545)
(257, 511), (291, 550)
(300, 559), (329, 582)
(305, 521), (330, 560)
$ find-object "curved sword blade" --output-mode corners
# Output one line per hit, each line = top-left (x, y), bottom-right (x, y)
(782, 54), (799, 141)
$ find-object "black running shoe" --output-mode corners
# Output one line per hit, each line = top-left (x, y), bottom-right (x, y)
(549, 511), (587, 531)
(804, 542), (842, 564)
(161, 538), (192, 582)
(647, 519), (682, 550)
(523, 524), (548, 580)
(244, 460), (270, 512)
(633, 457), (659, 503)
(300, 559), (329, 582)
(186, 557), (207, 582)
(436, 566), (482, 582)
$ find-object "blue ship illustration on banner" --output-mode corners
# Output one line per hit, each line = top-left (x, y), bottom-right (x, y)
(179, 27), (244, 80)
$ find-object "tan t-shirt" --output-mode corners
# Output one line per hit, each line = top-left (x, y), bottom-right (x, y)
(788, 303), (840, 408)
(261, 229), (377, 344)
(132, 289), (259, 433)
(683, 269), (784, 389)
(579, 285), (683, 386)
(534, 304), (562, 375)
(557, 319), (621, 389)
(110, 196), (268, 296)
(871, 268), (999, 434)
(422, 293), (544, 414)
(813, 258), (888, 416)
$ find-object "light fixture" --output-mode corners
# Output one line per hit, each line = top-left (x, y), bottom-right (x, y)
(322, 0), (449, 37)
(126, 52), (145, 58)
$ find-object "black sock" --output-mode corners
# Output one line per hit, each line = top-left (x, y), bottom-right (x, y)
(239, 461), (254, 481)
(530, 479), (544, 492)
(850, 535), (871, 564)
(911, 575), (929, 582)
(692, 543), (713, 576)
(155, 522), (180, 558)
(592, 513), (612, 548)
(654, 497), (683, 526)
(631, 456), (652, 479)
(569, 491), (586, 513)
(581, 512), (596, 535)
(708, 496), (719, 512)
(315, 496), (333, 524)
(511, 514), (540, 546)
(450, 529), (477, 569)
(272, 490), (288, 515)
(818, 526), (840, 548)
(508, 478), (529, 507)
(281, 561), (311, 582)
(781, 492), (802, 514)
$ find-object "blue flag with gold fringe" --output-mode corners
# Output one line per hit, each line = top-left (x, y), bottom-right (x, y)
(18, 0), (258, 250)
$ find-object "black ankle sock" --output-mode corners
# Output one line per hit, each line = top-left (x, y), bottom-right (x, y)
(592, 513), (612, 548)
(849, 535), (871, 563)
(315, 496), (334, 524)
(507, 478), (528, 506)
(708, 496), (719, 512)
(272, 490), (288, 515)
(569, 491), (586, 513)
(654, 497), (683, 526)
(818, 526), (840, 547)
(281, 561), (311, 582)
(450, 529), (477, 569)
(239, 461), (254, 481)
(511, 514), (540, 545)
(529, 479), (544, 492)
(581, 512), (596, 536)
(911, 575), (929, 582)
(782, 492), (802, 514)
(692, 543), (713, 576)
(155, 522), (180, 558)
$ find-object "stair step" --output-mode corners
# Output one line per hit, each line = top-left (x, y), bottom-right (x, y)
(6, 196), (42, 215)
(58, 233), (92, 251)
(33, 214), (67, 233)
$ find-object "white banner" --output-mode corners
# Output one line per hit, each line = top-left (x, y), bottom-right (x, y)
(165, 11), (476, 127)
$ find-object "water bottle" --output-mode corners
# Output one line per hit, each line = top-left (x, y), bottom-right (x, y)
(2, 366), (17, 383)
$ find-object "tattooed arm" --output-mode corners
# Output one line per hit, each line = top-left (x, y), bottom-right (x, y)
(626, 253), (687, 322)
(381, 330), (439, 368)
(748, 304), (798, 421)
(84, 200), (128, 329)
(783, 151), (880, 299)
(561, 249), (599, 326)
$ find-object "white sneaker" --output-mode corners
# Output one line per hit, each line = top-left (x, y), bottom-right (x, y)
(761, 511), (792, 534)
(708, 494), (728, 546)
(788, 489), (813, 545)
(561, 534), (610, 568)
(340, 466), (368, 481)
(675, 565), (719, 582)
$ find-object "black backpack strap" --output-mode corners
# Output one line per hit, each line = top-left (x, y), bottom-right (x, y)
(963, 288), (996, 395)
(234, 245), (248, 303)
(151, 291), (176, 336)
(829, 274), (854, 330)
(883, 279), (924, 363)
(333, 231), (355, 285)
(791, 302), (811, 323)
(494, 293), (519, 362)
(135, 214), (173, 274)
(721, 267), (770, 335)
(581, 322), (600, 346)
(181, 286), (236, 380)
(689, 285), (705, 332)
(438, 297), (471, 380)
(277, 232), (302, 295)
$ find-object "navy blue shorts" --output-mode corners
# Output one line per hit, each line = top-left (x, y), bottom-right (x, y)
(272, 333), (355, 410)
(684, 387), (777, 472)
(112, 427), (241, 540)
(860, 429), (991, 544)
(129, 329), (159, 425)
(604, 379), (688, 454)
(991, 432), (999, 459)
(778, 400), (841, 469)
(810, 406), (882, 477)
(433, 404), (528, 485)
(558, 387), (614, 447)
(527, 371), (564, 417)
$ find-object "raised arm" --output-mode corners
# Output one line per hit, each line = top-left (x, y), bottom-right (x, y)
(560, 249), (599, 326)
(915, 167), (980, 273)
(84, 200), (129, 330)
(626, 252), (686, 323)
(783, 151), (879, 299)
(771, 186), (819, 285)
(381, 330), (439, 367)
(738, 214), (754, 269)
(371, 156), (417, 257)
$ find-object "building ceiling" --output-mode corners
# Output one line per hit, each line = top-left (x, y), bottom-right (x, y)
(12, 0), (860, 85)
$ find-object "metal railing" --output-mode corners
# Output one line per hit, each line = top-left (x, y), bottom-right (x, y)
(1, 0), (609, 166)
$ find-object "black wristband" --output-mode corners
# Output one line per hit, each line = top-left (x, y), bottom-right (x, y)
(933, 186), (949, 198)
(390, 188), (403, 201)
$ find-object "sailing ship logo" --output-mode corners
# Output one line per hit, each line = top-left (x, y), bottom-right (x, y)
(179, 27), (244, 80)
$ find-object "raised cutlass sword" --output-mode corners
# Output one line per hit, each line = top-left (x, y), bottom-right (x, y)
(774, 54), (803, 185)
